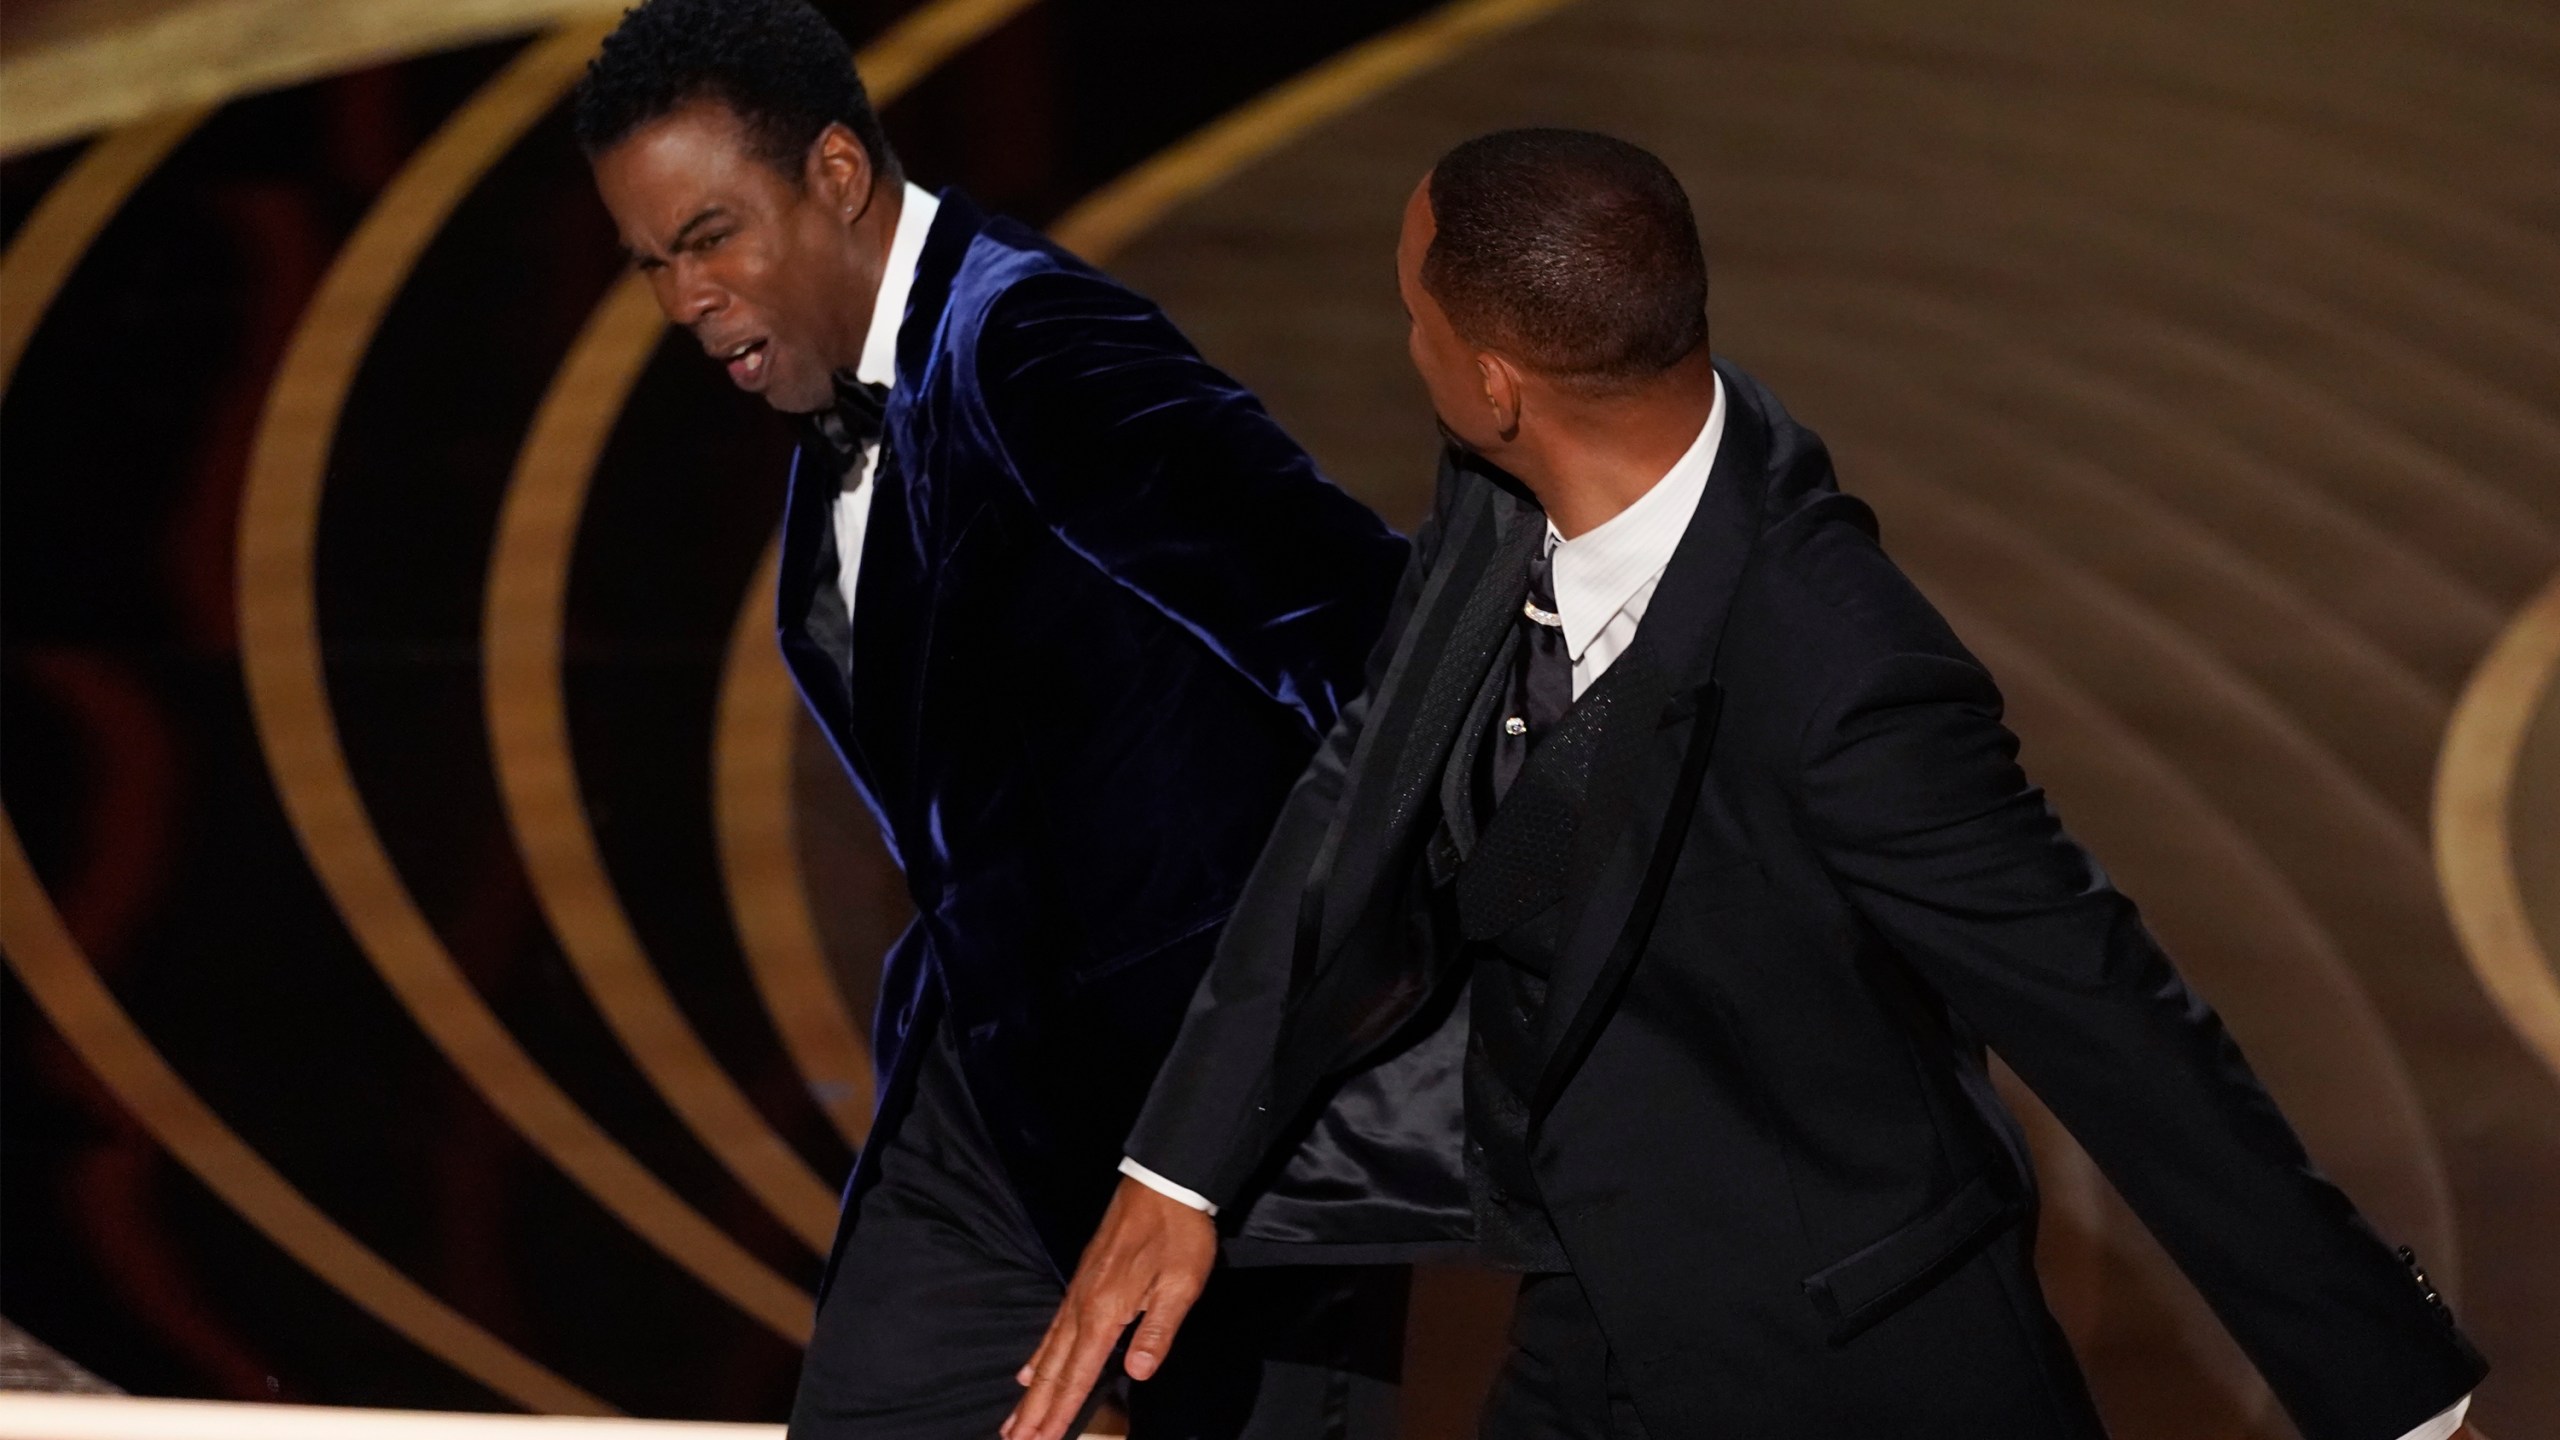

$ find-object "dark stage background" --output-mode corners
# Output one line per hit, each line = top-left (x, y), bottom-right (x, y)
(3, 0), (2555, 1435)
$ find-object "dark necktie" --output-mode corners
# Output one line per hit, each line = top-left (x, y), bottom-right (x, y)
(1482, 540), (1574, 807)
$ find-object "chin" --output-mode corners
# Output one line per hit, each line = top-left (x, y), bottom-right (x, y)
(768, 373), (833, 414)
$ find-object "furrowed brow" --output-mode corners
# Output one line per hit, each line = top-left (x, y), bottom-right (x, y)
(668, 205), (729, 251)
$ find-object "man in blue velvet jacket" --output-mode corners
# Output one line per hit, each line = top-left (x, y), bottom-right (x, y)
(574, 3), (1411, 1435)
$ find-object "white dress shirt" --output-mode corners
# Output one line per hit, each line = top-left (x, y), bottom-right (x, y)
(830, 182), (941, 623)
(1542, 372), (1724, 696)
(1110, 377), (2469, 1440)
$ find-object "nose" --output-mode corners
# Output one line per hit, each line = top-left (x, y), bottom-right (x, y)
(655, 259), (723, 330)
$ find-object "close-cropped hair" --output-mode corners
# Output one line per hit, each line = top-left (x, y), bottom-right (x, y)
(1424, 128), (1707, 391)
(571, 0), (899, 183)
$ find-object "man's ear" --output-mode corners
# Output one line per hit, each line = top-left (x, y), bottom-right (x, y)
(1478, 352), (1523, 442)
(808, 123), (874, 216)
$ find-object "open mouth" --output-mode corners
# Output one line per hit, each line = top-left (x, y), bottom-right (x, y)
(720, 337), (770, 389)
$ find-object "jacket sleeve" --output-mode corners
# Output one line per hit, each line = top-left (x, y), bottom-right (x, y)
(973, 266), (1409, 740)
(1121, 459), (1462, 1207)
(1796, 647), (2486, 1440)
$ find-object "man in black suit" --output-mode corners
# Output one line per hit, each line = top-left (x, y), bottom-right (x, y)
(1007, 130), (2486, 1440)
(574, 2), (1412, 1435)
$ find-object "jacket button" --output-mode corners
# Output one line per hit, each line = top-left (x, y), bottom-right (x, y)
(2398, 1247), (2446, 1309)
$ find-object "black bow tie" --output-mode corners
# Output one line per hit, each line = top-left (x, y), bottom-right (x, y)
(805, 371), (890, 470)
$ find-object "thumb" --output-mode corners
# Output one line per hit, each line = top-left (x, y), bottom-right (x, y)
(1122, 1280), (1202, 1382)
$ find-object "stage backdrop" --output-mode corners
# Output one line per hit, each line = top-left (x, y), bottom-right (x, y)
(3, 0), (2555, 1435)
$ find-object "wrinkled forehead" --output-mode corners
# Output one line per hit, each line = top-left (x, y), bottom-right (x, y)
(593, 102), (779, 244)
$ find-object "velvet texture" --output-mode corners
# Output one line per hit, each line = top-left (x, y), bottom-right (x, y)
(774, 191), (1408, 1282)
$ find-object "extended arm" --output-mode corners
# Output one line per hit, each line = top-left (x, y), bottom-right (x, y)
(1797, 647), (2484, 1440)
(1004, 460), (1461, 1440)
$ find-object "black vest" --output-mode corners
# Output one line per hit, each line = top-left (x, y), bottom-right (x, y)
(1434, 629), (1638, 1272)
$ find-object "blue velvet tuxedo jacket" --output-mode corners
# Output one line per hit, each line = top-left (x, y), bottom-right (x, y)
(775, 190), (1406, 1281)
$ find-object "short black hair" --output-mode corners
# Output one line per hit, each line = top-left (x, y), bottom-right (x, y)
(571, 0), (899, 183)
(1424, 128), (1707, 390)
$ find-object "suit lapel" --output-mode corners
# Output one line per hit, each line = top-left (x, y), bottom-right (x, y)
(828, 190), (990, 831)
(845, 440), (924, 817)
(777, 447), (858, 743)
(1528, 363), (1771, 1115)
(1309, 478), (1541, 969)
(1376, 490), (1543, 864)
(1261, 462), (1526, 1062)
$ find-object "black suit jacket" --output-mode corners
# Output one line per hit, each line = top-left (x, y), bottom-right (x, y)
(1127, 361), (2485, 1439)
(777, 191), (1407, 1285)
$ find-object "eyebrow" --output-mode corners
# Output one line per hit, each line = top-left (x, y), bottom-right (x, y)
(669, 205), (729, 250)
(627, 205), (731, 263)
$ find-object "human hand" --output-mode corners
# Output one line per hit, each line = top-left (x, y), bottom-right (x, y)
(1003, 1175), (1218, 1440)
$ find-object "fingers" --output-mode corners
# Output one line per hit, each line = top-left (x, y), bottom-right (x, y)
(1006, 1179), (1223, 1440)
(1003, 1302), (1078, 1440)
(1006, 1298), (1123, 1440)
(1120, 1277), (1201, 1382)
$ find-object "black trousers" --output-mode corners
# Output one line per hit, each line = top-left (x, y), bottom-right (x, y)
(1478, 1273), (1650, 1440)
(789, 1024), (1407, 1440)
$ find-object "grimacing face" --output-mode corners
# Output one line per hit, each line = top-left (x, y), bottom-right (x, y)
(592, 100), (879, 414)
(1396, 178), (1502, 454)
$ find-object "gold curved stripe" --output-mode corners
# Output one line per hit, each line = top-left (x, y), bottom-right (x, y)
(506, 0), (1042, 1171)
(489, 258), (842, 1252)
(2435, 570), (2560, 1086)
(0, 819), (615, 1415)
(0, 107), (211, 386)
(714, 543), (878, 1150)
(235, 23), (813, 1340)
(856, 0), (1047, 99)
(0, 0), (626, 160)
(1048, 0), (1580, 262)
(0, 112), (606, 1416)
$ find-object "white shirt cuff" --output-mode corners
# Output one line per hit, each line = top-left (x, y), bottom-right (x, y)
(1119, 1156), (1218, 1216)
(2396, 1394), (2470, 1440)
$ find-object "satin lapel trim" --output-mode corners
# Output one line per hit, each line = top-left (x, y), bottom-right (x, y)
(1282, 474), (1505, 1011)
(897, 187), (983, 386)
(1287, 486), (1489, 986)
(830, 189), (988, 834)
(1315, 487), (1542, 965)
(1380, 491), (1544, 837)
(1529, 364), (1772, 1113)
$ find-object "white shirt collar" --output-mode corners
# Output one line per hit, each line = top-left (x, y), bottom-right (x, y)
(853, 183), (941, 391)
(1544, 371), (1725, 662)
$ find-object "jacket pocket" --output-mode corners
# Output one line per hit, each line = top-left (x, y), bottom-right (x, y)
(1801, 1171), (2016, 1344)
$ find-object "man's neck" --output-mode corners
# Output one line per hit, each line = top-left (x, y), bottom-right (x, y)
(825, 177), (906, 370)
(1509, 349), (1717, 539)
